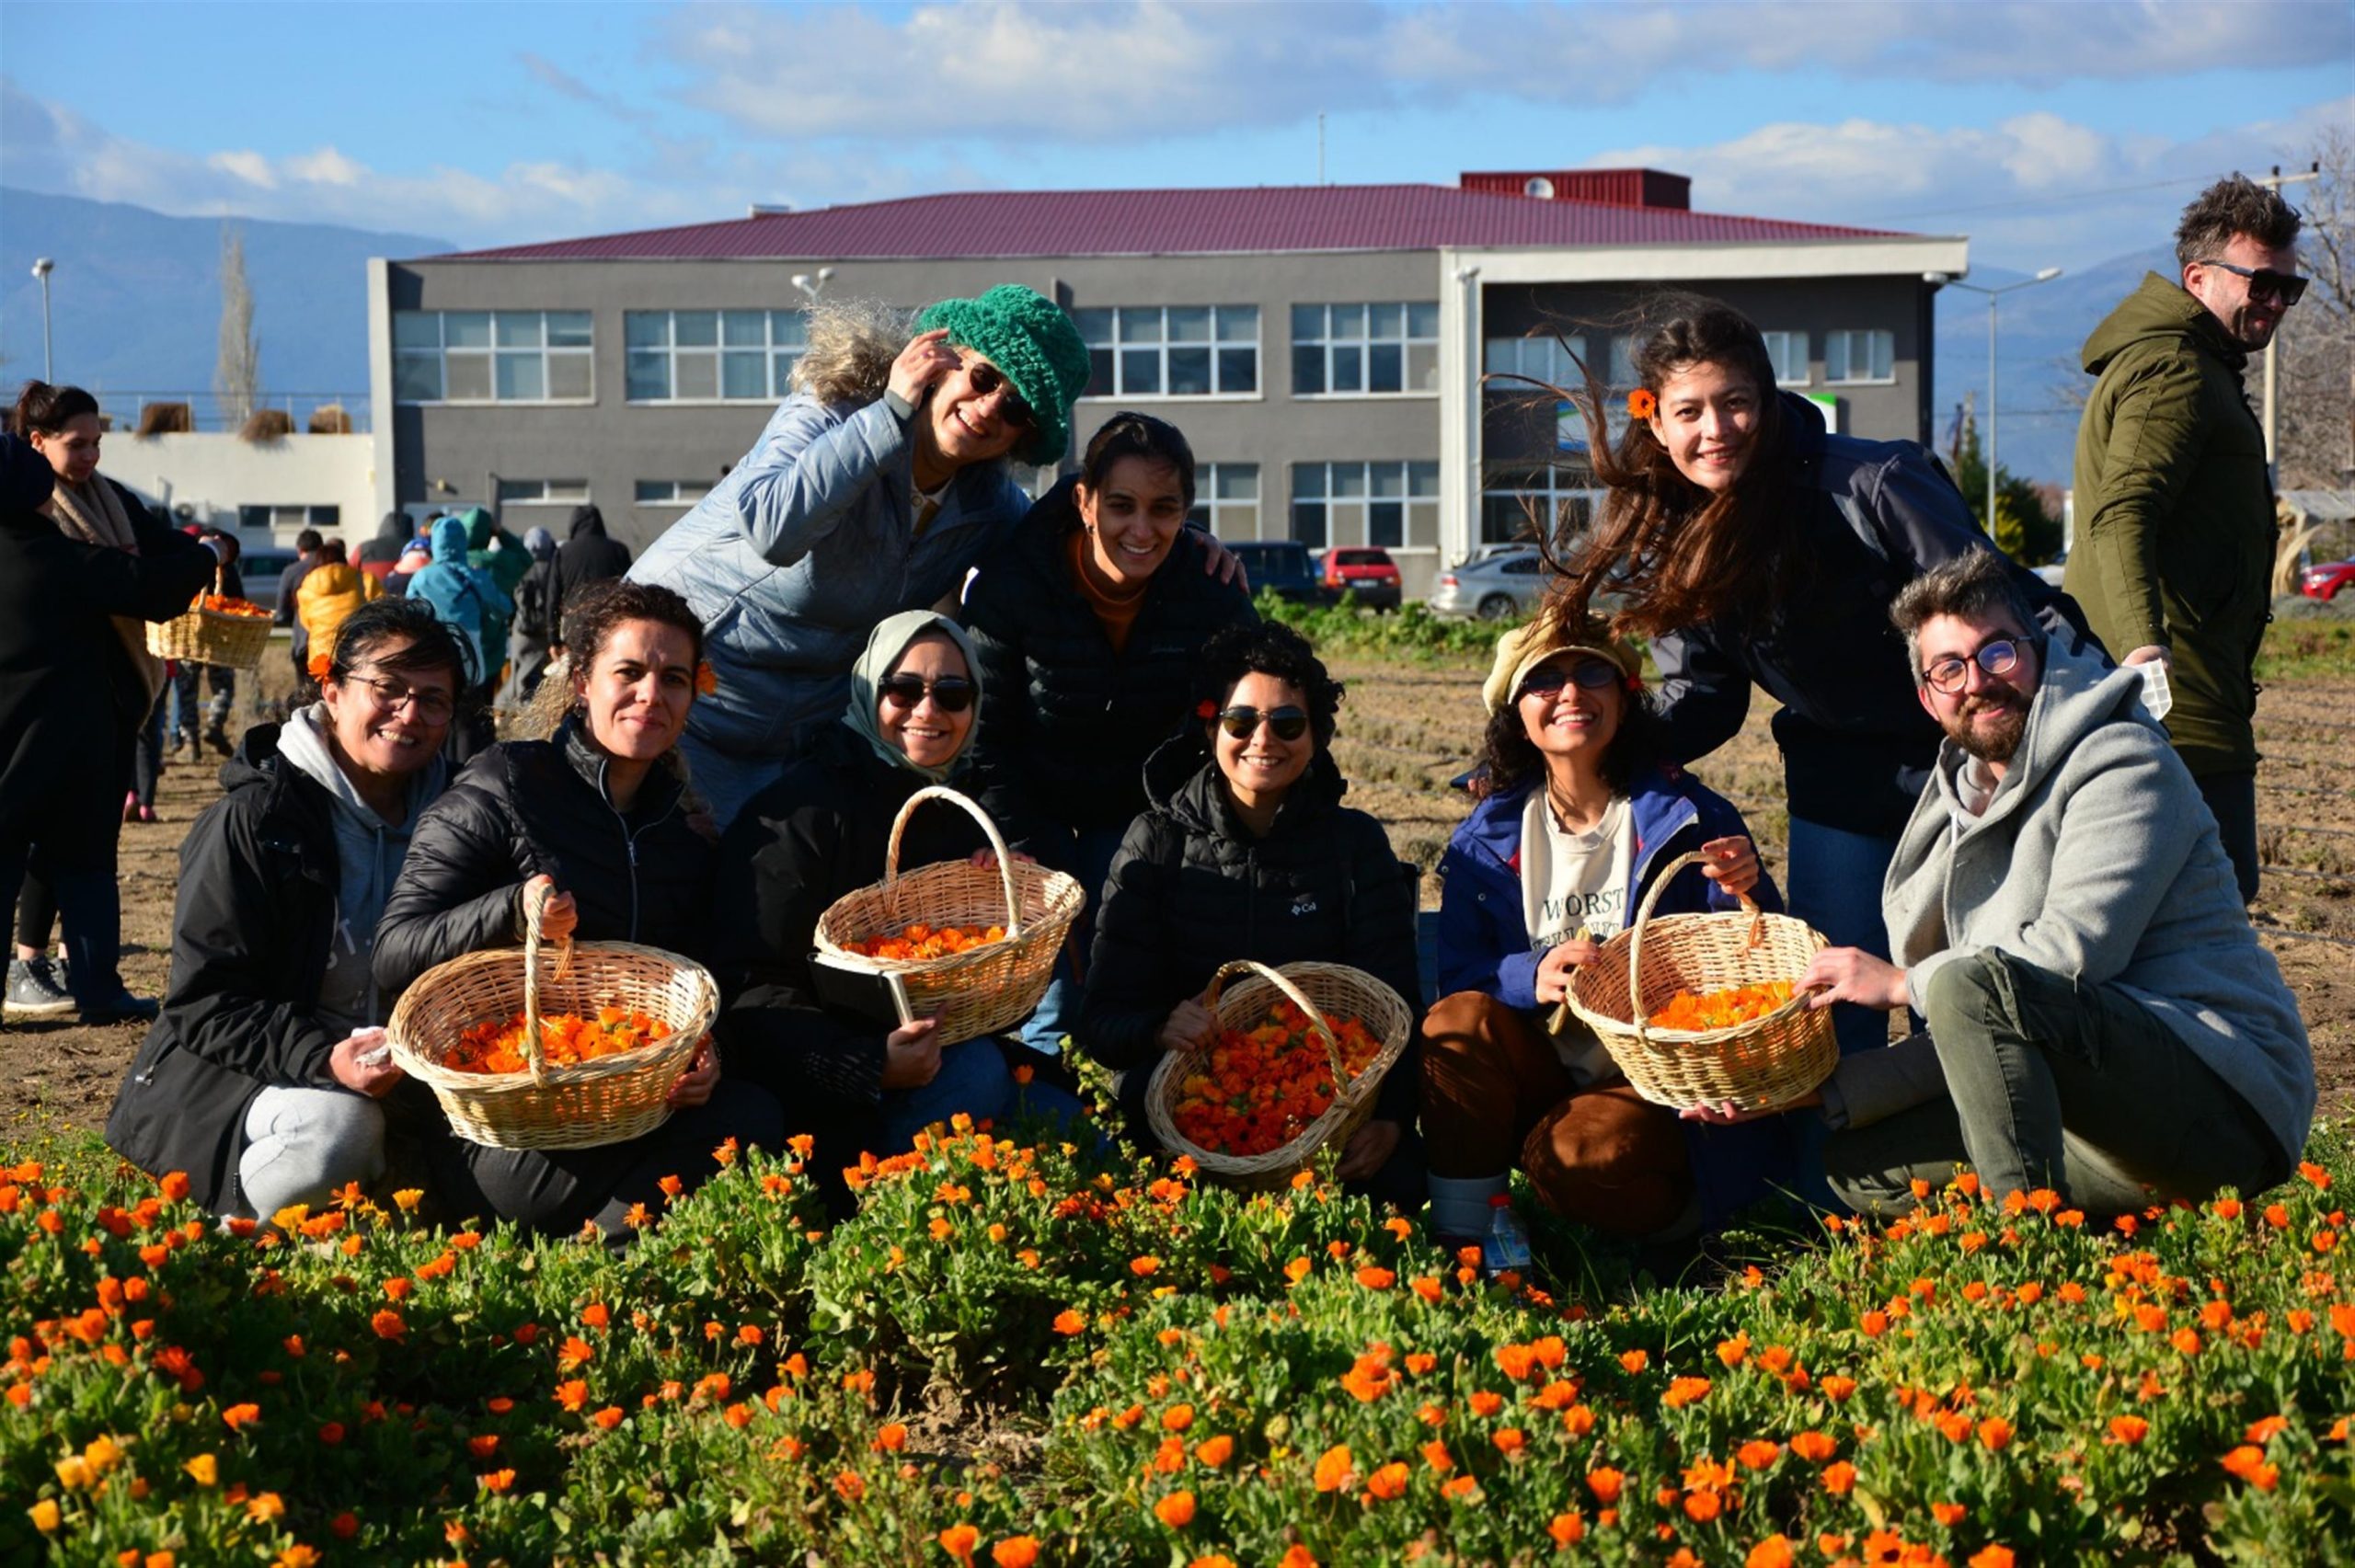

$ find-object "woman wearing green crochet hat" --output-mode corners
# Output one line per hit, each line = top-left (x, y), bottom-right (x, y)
(634, 283), (1160, 829)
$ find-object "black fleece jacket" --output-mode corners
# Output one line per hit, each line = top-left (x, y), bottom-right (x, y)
(552, 505), (632, 645)
(1080, 738), (1422, 1124)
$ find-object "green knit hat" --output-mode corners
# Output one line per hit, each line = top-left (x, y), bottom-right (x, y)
(913, 284), (1090, 466)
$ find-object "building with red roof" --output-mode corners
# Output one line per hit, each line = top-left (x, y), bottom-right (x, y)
(366, 169), (1965, 593)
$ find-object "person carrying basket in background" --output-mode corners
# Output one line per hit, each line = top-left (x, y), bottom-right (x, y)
(1079, 622), (1424, 1205)
(373, 580), (781, 1240)
(1421, 610), (1787, 1249)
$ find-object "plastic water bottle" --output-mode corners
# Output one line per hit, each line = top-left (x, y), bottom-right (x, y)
(1482, 1194), (1534, 1276)
(2138, 659), (2174, 723)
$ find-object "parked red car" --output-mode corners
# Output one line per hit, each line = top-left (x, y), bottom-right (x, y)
(1318, 546), (1403, 611)
(2302, 560), (2355, 601)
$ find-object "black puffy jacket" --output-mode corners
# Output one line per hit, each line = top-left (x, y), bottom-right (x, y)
(963, 476), (1258, 857)
(552, 505), (632, 645)
(106, 729), (358, 1214)
(711, 723), (990, 1109)
(1080, 738), (1423, 1124)
(373, 717), (712, 995)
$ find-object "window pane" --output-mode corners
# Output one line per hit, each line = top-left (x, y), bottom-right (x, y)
(394, 354), (442, 402)
(1407, 301), (1440, 338)
(674, 311), (718, 348)
(1407, 342), (1439, 392)
(496, 479), (541, 503)
(1118, 310), (1162, 343)
(1292, 345), (1324, 395)
(494, 313), (543, 348)
(1369, 500), (1404, 547)
(1407, 499), (1439, 547)
(1371, 464), (1406, 499)
(444, 352), (492, 401)
(1483, 338), (1518, 377)
(673, 352), (718, 400)
(546, 353), (592, 400)
(1332, 464), (1368, 499)
(1216, 464), (1258, 499)
(626, 312), (670, 348)
(442, 312), (492, 349)
(495, 352), (545, 401)
(1291, 502), (1326, 548)
(1217, 347), (1256, 394)
(1368, 302), (1403, 339)
(1292, 463), (1325, 498)
(775, 351), (799, 390)
(1329, 303), (1364, 338)
(635, 480), (670, 504)
(721, 350), (767, 398)
(1330, 345), (1362, 393)
(393, 312), (441, 349)
(1368, 343), (1402, 393)
(1408, 460), (1440, 497)
(722, 310), (766, 347)
(1215, 305), (1258, 343)
(546, 311), (592, 348)
(1086, 348), (1116, 399)
(1224, 504), (1258, 538)
(1120, 349), (1162, 395)
(1073, 308), (1114, 344)
(1291, 303), (1325, 342)
(1166, 347), (1212, 396)
(626, 351), (670, 401)
(1166, 306), (1210, 342)
(1872, 332), (1893, 380)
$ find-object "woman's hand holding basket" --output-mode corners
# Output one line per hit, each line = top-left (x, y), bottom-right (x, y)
(1798, 946), (1908, 1012)
(664, 1037), (719, 1108)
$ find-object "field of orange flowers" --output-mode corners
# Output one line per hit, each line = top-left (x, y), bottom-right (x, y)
(7, 1102), (2355, 1565)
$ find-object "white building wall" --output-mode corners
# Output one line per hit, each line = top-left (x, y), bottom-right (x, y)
(104, 432), (380, 542)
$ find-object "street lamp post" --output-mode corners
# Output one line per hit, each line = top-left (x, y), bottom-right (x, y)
(1925, 267), (2062, 536)
(29, 258), (54, 381)
(789, 268), (836, 304)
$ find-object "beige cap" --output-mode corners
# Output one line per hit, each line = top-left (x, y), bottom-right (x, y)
(1480, 610), (1643, 714)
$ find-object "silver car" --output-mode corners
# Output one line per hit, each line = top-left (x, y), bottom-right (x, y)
(1428, 548), (1548, 619)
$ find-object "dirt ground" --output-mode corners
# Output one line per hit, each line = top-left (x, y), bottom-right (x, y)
(6, 650), (2352, 1135)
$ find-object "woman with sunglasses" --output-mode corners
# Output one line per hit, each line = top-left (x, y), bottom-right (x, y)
(372, 580), (781, 1239)
(712, 610), (1086, 1200)
(626, 287), (1096, 832)
(1080, 622), (1425, 1200)
(965, 412), (1259, 1059)
(1420, 610), (1788, 1247)
(105, 598), (468, 1220)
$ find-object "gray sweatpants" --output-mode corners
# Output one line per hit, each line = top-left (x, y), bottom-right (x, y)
(238, 1086), (386, 1219)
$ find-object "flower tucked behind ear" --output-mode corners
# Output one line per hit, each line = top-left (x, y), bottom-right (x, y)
(307, 650), (332, 681)
(1626, 388), (1657, 420)
(695, 662), (718, 697)
(1194, 699), (1218, 720)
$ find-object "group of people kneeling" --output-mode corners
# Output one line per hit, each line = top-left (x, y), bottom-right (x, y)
(80, 279), (2311, 1252)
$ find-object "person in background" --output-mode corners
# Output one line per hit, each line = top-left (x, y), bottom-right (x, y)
(168, 525), (246, 761)
(295, 538), (384, 690)
(104, 599), (467, 1219)
(356, 509), (413, 583)
(461, 505), (531, 601)
(406, 514), (512, 707)
(553, 502), (631, 650)
(2067, 174), (2304, 905)
(386, 536), (432, 598)
(373, 580), (781, 1240)
(0, 427), (214, 1027)
(502, 526), (561, 708)
(964, 411), (1258, 1059)
(273, 528), (327, 690)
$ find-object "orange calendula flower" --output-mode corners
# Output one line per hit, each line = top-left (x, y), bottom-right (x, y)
(695, 661), (719, 696)
(1747, 1536), (1797, 1568)
(223, 1402), (261, 1431)
(992, 1539), (1041, 1568)
(1626, 388), (1658, 419)
(1618, 1349), (1648, 1374)
(937, 1522), (981, 1564)
(1313, 1444), (1354, 1492)
(1195, 1434), (1235, 1467)
(1821, 1461), (1857, 1494)
(1153, 1490), (1196, 1528)
(1586, 1467), (1624, 1504)
(1662, 1376), (1711, 1408)
(2108, 1415), (2151, 1445)
(1967, 1549), (2016, 1568)
(1365, 1461), (1410, 1500)
(1052, 1310), (1087, 1335)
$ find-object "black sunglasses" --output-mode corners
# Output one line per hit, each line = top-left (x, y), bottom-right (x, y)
(1214, 704), (1310, 742)
(960, 359), (1037, 430)
(1922, 636), (2023, 695)
(1516, 658), (1623, 699)
(2198, 258), (2307, 307)
(879, 675), (976, 714)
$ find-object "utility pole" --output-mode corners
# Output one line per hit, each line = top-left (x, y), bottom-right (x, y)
(2257, 162), (2321, 469)
(30, 258), (53, 381)
(1927, 269), (2062, 535)
(1317, 112), (1327, 185)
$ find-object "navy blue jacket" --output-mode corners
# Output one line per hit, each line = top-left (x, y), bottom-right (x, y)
(1651, 394), (2097, 837)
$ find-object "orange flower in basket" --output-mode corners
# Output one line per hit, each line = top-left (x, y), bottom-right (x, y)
(1647, 979), (1795, 1032)
(1166, 1006), (1383, 1158)
(442, 1007), (673, 1074)
(844, 921), (1008, 961)
(200, 594), (271, 619)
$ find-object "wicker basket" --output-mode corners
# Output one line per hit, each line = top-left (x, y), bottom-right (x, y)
(1145, 960), (1413, 1190)
(1566, 850), (1836, 1113)
(810, 786), (1084, 1047)
(386, 893), (714, 1150)
(144, 568), (272, 670)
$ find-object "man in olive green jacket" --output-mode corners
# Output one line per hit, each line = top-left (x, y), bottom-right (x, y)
(2067, 174), (2304, 903)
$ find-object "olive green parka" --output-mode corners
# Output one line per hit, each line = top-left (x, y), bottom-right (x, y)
(2065, 272), (2274, 777)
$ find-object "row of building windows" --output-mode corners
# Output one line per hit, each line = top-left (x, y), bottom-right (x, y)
(1482, 328), (1895, 390)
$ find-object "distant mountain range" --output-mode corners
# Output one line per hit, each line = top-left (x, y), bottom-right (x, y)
(0, 186), (2171, 483)
(0, 188), (449, 426)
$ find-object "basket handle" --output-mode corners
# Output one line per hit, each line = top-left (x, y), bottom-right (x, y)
(1201, 959), (1351, 1091)
(520, 882), (575, 1087)
(881, 785), (1024, 940)
(1626, 850), (1760, 1046)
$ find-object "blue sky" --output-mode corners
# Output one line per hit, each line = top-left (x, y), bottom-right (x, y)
(4, 1), (2349, 270)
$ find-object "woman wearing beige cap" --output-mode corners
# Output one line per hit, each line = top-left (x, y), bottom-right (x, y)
(1421, 609), (1791, 1245)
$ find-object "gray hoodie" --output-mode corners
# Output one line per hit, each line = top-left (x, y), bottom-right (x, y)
(1831, 638), (2313, 1164)
(275, 704), (449, 1035)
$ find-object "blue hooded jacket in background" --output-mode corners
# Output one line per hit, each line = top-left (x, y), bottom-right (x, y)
(406, 516), (513, 687)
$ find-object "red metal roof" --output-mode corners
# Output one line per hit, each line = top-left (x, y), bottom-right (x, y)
(431, 183), (1916, 262)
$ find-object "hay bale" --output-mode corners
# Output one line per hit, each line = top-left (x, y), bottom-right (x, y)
(239, 408), (294, 442)
(306, 404), (352, 435)
(135, 402), (193, 436)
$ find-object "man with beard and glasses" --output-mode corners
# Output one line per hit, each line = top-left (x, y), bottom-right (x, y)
(2066, 174), (2305, 904)
(1683, 551), (2312, 1219)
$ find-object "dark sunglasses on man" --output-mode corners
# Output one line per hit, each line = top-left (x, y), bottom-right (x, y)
(879, 674), (976, 714)
(1213, 704), (1310, 742)
(959, 357), (1037, 430)
(2198, 258), (2307, 307)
